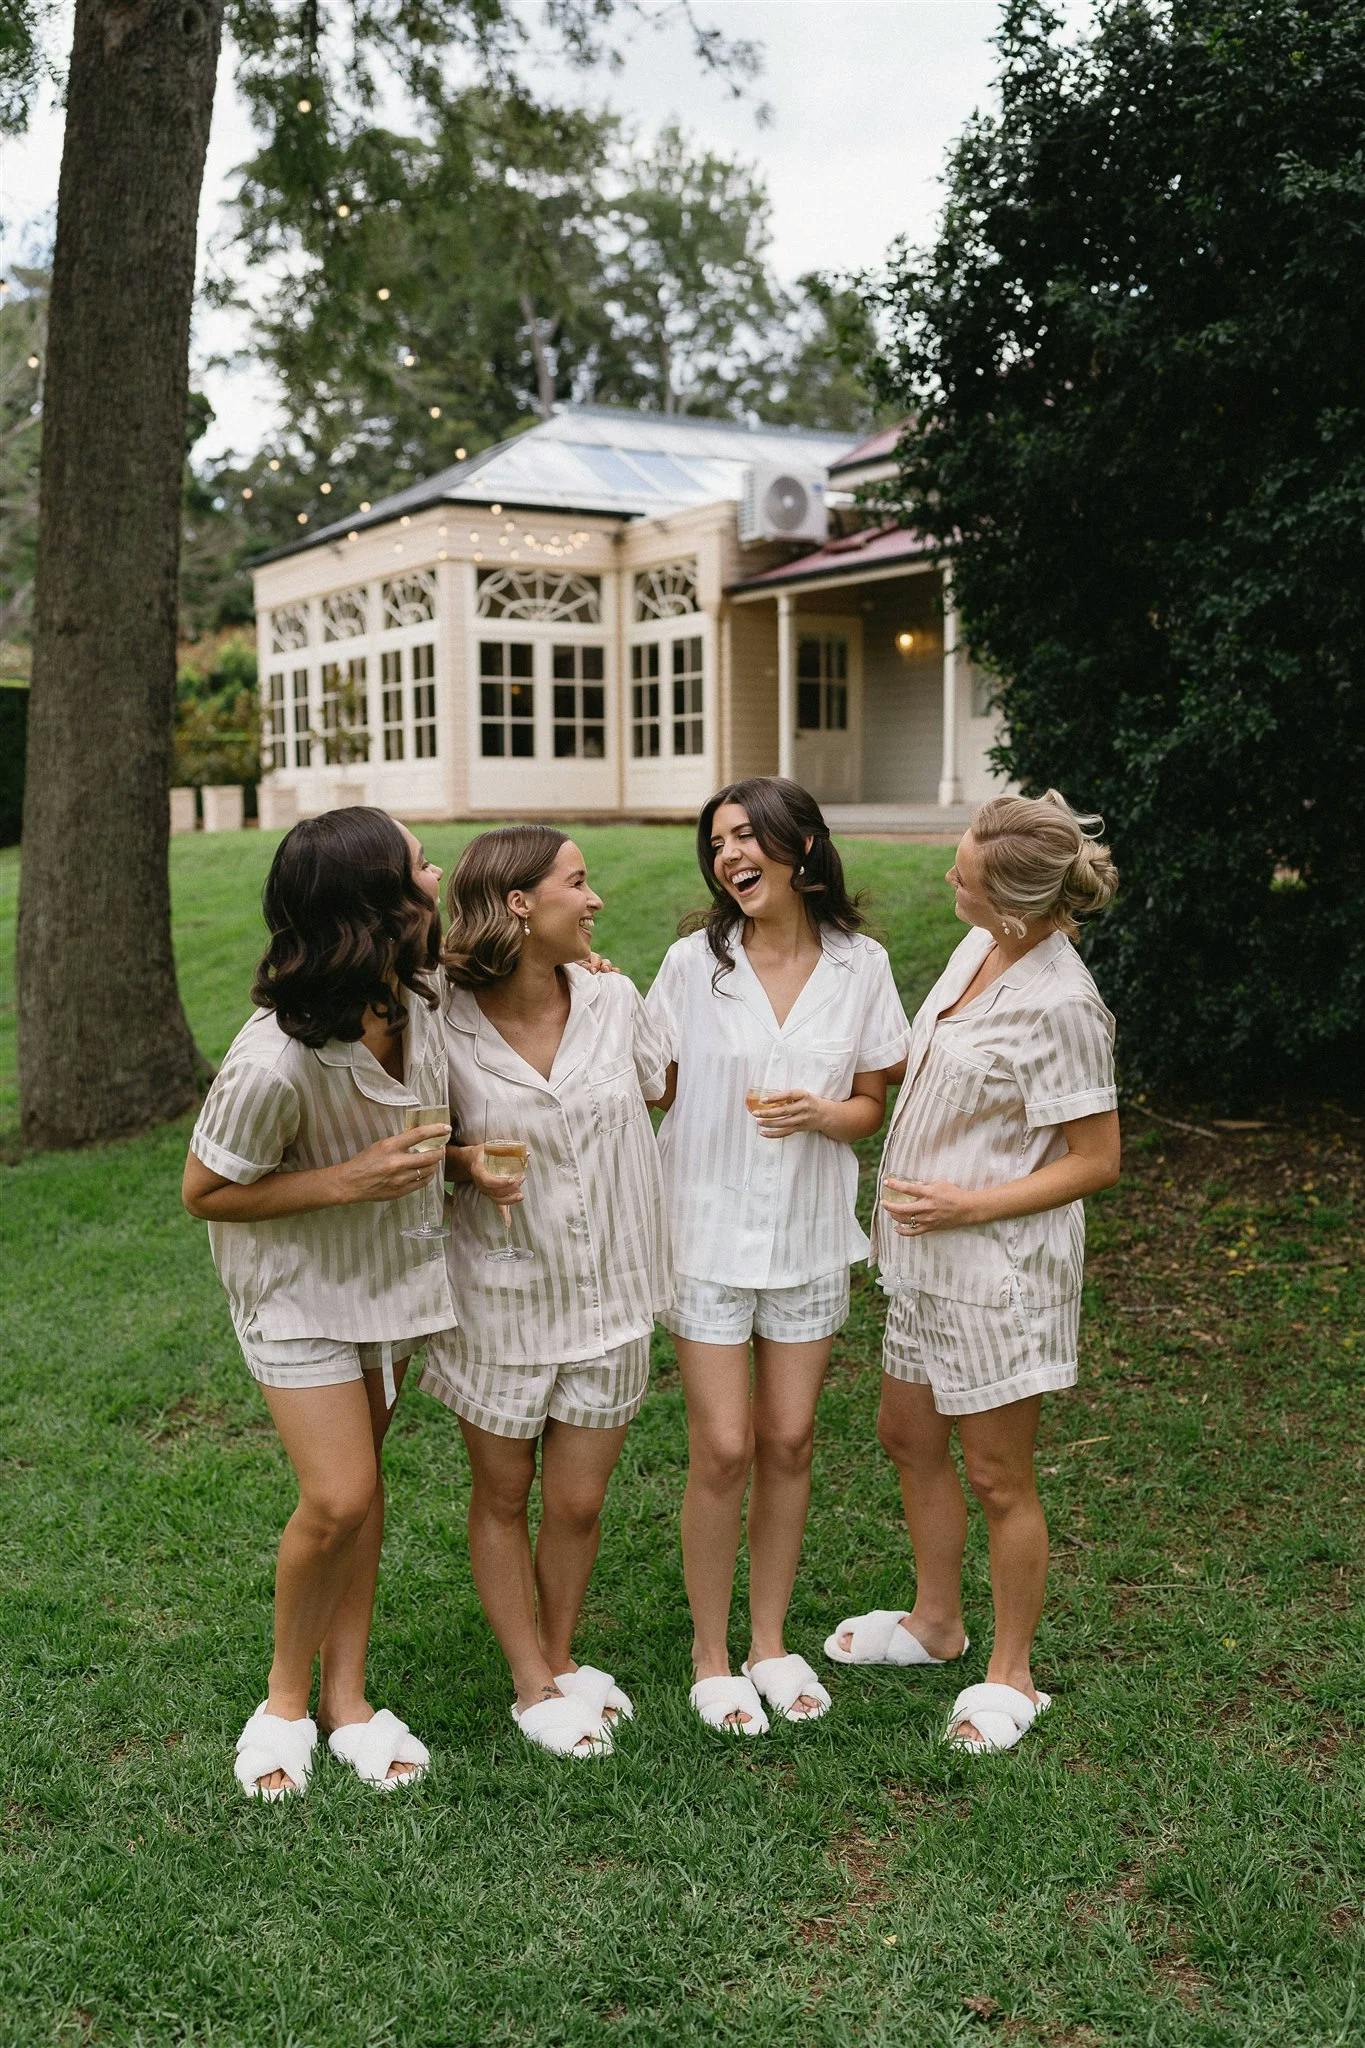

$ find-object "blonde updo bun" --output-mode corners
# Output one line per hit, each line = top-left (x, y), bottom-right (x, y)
(971, 788), (1117, 939)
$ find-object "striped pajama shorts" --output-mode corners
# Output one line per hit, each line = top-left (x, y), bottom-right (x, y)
(419, 1330), (650, 1441)
(881, 1283), (1079, 1415)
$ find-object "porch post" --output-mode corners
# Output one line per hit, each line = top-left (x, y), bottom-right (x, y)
(938, 566), (963, 807)
(777, 591), (796, 780)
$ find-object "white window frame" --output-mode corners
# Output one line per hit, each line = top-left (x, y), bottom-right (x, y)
(475, 616), (611, 765)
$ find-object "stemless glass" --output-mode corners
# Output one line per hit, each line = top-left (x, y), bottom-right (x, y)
(482, 1104), (534, 1265)
(730, 1047), (793, 1192)
(400, 1100), (450, 1242)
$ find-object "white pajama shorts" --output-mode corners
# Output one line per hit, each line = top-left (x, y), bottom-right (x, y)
(881, 1285), (1078, 1415)
(663, 1268), (850, 1347)
(419, 1330), (651, 1441)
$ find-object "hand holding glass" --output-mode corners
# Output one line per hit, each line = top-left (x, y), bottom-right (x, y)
(482, 1106), (534, 1265)
(400, 1103), (451, 1242)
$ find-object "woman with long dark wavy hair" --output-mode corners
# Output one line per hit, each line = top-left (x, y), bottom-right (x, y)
(183, 808), (456, 1799)
(645, 778), (910, 1734)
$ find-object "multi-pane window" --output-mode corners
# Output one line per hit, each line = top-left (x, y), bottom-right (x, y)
(671, 635), (704, 756)
(291, 668), (310, 766)
(796, 634), (849, 732)
(553, 645), (606, 759)
(264, 671), (287, 770)
(319, 662), (341, 761)
(381, 650), (404, 761)
(480, 641), (534, 757)
(412, 643), (437, 759)
(631, 644), (661, 758)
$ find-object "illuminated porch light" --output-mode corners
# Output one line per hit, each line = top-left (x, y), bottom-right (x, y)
(895, 630), (916, 655)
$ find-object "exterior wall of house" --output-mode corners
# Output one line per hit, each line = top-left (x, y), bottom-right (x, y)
(252, 486), (1010, 822)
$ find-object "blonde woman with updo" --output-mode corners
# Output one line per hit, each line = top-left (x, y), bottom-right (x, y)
(828, 791), (1120, 1755)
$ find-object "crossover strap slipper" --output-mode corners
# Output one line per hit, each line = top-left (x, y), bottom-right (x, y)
(689, 1674), (769, 1737)
(327, 1708), (429, 1790)
(742, 1653), (831, 1723)
(234, 1704), (318, 1801)
(554, 1665), (635, 1724)
(824, 1609), (970, 1667)
(946, 1682), (1051, 1754)
(511, 1694), (614, 1759)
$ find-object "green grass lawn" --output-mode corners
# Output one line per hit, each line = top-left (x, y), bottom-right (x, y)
(1, 826), (1361, 2048)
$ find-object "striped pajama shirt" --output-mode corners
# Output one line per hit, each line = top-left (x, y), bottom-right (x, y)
(873, 926), (1117, 1414)
(189, 991), (457, 1386)
(420, 967), (671, 1439)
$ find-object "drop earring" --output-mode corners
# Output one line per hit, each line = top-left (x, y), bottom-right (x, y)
(522, 918), (531, 936)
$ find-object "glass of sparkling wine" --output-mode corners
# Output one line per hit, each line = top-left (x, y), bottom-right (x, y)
(482, 1105), (534, 1265)
(400, 1101), (450, 1242)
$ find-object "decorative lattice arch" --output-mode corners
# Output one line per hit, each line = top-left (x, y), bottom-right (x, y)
(382, 571), (437, 629)
(268, 603), (310, 653)
(321, 586), (368, 641)
(476, 568), (602, 625)
(633, 559), (698, 623)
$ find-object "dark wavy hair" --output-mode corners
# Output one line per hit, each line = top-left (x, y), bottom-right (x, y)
(251, 807), (440, 1046)
(683, 777), (866, 986)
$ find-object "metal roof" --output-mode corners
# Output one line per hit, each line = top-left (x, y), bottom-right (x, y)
(254, 406), (860, 567)
(728, 523), (931, 595)
(826, 422), (904, 476)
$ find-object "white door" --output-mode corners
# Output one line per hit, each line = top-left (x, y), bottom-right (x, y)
(793, 624), (859, 801)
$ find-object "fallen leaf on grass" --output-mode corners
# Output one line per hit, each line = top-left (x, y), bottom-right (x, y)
(962, 1993), (1002, 2021)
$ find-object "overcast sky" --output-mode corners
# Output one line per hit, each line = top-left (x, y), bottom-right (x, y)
(0, 1), (1090, 460)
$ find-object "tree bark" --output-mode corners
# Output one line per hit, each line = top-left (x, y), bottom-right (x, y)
(18, 0), (224, 1148)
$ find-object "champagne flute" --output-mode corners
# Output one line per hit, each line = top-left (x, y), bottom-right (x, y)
(400, 1099), (450, 1242)
(482, 1104), (534, 1265)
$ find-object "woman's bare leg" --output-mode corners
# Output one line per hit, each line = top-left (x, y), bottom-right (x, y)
(457, 1418), (551, 1710)
(857, 1375), (969, 1660)
(955, 1395), (1047, 1741)
(746, 1333), (832, 1713)
(675, 1337), (756, 1726)
(535, 1418), (630, 1682)
(314, 1362), (418, 1781)
(255, 1378), (381, 1793)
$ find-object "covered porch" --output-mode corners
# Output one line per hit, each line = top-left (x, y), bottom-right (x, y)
(726, 528), (999, 813)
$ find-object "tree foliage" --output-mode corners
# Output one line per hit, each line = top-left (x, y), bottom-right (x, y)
(869, 0), (1365, 1101)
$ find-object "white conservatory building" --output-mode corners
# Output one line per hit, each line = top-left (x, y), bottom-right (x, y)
(251, 406), (1007, 825)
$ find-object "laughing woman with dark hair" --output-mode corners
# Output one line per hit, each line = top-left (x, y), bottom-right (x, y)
(183, 808), (456, 1800)
(646, 778), (910, 1734)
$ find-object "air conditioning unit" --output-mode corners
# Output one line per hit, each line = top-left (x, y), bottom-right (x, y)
(738, 464), (829, 546)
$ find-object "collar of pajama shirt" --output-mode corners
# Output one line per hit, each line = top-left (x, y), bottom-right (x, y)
(190, 993), (457, 1349)
(440, 967), (672, 1367)
(873, 924), (1118, 1310)
(646, 927), (911, 1290)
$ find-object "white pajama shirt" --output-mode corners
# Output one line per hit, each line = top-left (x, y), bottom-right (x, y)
(190, 991), (457, 1397)
(873, 925), (1117, 1412)
(645, 928), (911, 1318)
(420, 967), (671, 1437)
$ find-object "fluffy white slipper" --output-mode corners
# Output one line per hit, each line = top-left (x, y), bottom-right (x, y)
(824, 1608), (970, 1667)
(946, 1682), (1051, 1754)
(742, 1653), (831, 1723)
(689, 1674), (769, 1737)
(234, 1704), (318, 1801)
(554, 1664), (634, 1724)
(327, 1708), (429, 1790)
(511, 1694), (613, 1758)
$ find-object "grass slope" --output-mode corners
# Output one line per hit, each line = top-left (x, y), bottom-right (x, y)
(1, 827), (1361, 2047)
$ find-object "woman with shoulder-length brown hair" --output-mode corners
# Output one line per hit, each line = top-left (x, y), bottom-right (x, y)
(829, 790), (1120, 1756)
(421, 825), (671, 1759)
(182, 807), (455, 1799)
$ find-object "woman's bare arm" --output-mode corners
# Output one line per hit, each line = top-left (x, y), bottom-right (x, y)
(182, 1125), (449, 1221)
(882, 1109), (1120, 1234)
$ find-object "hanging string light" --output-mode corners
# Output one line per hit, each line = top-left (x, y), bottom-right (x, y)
(376, 287), (391, 302)
(320, 482), (332, 495)
(429, 405), (441, 418)
(297, 97), (313, 113)
(26, 354), (40, 369)
(455, 446), (467, 460)
(268, 458), (281, 471)
(297, 512), (309, 525)
(241, 487), (253, 500)
(336, 203), (351, 218)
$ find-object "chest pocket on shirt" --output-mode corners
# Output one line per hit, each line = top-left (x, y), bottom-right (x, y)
(588, 1059), (642, 1135)
(929, 1044), (993, 1114)
(801, 1039), (854, 1092)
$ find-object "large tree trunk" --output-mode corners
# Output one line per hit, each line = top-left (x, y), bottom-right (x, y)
(18, 0), (224, 1148)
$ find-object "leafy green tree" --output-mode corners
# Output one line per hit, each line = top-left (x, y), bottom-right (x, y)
(868, 0), (1365, 1100)
(0, 267), (46, 644)
(11, 0), (759, 1148)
